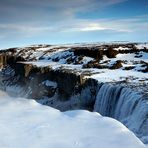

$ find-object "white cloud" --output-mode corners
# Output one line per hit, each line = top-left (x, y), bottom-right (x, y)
(77, 23), (107, 32)
(0, 0), (147, 42)
(0, 14), (148, 39)
(0, 0), (128, 23)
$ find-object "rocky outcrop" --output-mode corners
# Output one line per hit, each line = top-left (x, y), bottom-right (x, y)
(72, 47), (105, 62)
(104, 47), (119, 58)
(83, 60), (107, 69)
(0, 54), (7, 69)
(2, 61), (86, 101)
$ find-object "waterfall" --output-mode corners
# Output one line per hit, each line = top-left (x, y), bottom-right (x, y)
(94, 84), (123, 117)
(94, 83), (148, 143)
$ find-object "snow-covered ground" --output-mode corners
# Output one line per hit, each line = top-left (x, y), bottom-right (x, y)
(21, 61), (148, 83)
(90, 69), (148, 83)
(15, 42), (147, 84)
(0, 90), (146, 148)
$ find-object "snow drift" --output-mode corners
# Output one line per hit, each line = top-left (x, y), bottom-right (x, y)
(0, 90), (146, 148)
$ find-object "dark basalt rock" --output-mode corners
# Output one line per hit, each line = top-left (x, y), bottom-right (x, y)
(72, 47), (104, 60)
(83, 60), (106, 69)
(123, 66), (135, 70)
(104, 46), (119, 58)
(53, 69), (84, 100)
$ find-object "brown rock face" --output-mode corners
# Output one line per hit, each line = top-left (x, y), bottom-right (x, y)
(24, 64), (33, 77)
(72, 47), (104, 60)
(0, 54), (7, 69)
(105, 47), (119, 58)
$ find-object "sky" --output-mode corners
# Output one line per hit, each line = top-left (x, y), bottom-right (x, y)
(0, 0), (148, 48)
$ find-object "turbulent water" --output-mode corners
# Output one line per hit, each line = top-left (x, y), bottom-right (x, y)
(94, 84), (148, 144)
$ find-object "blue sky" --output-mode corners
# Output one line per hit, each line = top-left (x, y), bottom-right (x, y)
(0, 0), (148, 48)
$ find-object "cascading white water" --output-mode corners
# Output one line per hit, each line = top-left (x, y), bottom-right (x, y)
(94, 83), (148, 144)
(94, 84), (123, 117)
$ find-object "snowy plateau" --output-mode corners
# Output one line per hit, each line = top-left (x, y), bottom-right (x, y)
(0, 42), (148, 148)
